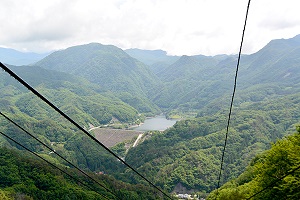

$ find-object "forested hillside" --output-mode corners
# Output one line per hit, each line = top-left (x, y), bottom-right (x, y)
(35, 43), (161, 114)
(207, 126), (300, 200)
(152, 54), (233, 110)
(153, 35), (300, 115)
(0, 65), (141, 126)
(125, 93), (300, 197)
(0, 147), (168, 200)
(9, 35), (300, 116)
(0, 64), (148, 179)
(1, 35), (300, 199)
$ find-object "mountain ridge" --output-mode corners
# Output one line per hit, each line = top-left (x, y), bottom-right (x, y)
(3, 35), (300, 114)
(34, 43), (162, 114)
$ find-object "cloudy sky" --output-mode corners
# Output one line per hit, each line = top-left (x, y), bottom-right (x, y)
(1, 0), (300, 56)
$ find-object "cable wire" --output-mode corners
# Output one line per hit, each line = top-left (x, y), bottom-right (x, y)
(0, 111), (120, 200)
(246, 164), (300, 199)
(0, 61), (173, 200)
(0, 130), (111, 200)
(215, 0), (251, 198)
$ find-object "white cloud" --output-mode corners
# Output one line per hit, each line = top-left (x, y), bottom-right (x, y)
(1, 0), (300, 55)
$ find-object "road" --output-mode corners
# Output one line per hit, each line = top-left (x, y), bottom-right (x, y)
(132, 133), (143, 147)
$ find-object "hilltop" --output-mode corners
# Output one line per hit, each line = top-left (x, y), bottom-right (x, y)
(34, 43), (161, 114)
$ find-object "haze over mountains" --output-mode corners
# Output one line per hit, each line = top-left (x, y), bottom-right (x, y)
(0, 47), (49, 66)
(1, 34), (300, 199)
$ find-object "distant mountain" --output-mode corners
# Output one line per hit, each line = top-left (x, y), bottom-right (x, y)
(157, 55), (221, 82)
(239, 34), (300, 85)
(125, 48), (179, 66)
(152, 35), (300, 113)
(34, 43), (161, 114)
(0, 47), (49, 65)
(125, 48), (179, 74)
(152, 54), (235, 110)
(4, 35), (300, 115)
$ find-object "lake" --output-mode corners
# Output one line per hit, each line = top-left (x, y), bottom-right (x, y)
(133, 115), (178, 131)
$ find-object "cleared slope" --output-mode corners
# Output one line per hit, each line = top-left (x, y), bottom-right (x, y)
(93, 128), (142, 147)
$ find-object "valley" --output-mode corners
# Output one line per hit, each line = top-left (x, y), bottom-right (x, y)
(0, 34), (300, 199)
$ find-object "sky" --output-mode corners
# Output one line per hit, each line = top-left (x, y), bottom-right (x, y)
(1, 0), (300, 56)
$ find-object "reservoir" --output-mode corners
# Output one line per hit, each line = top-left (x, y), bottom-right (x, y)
(133, 115), (178, 131)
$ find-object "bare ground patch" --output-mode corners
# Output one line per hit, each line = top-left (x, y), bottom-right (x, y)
(92, 128), (142, 147)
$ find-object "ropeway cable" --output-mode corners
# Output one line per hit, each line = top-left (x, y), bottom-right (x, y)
(0, 111), (120, 200)
(0, 61), (173, 200)
(0, 130), (112, 200)
(214, 0), (251, 198)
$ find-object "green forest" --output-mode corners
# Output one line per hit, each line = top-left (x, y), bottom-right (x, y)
(125, 93), (300, 196)
(0, 147), (169, 200)
(207, 126), (300, 200)
(1, 35), (300, 199)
